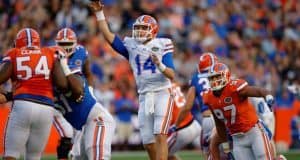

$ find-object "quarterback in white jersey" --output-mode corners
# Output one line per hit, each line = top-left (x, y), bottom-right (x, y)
(90, 2), (176, 160)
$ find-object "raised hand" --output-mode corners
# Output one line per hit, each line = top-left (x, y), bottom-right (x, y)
(88, 0), (104, 12)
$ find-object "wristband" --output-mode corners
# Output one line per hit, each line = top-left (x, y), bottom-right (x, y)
(96, 11), (105, 21)
(158, 63), (166, 72)
(60, 59), (72, 76)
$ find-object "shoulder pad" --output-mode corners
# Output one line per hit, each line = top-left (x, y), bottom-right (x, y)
(229, 79), (248, 92)
(75, 45), (88, 55)
(158, 38), (174, 55)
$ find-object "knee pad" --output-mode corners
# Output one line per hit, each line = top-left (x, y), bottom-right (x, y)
(57, 137), (72, 159)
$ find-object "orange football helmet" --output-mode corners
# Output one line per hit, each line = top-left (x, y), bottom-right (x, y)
(208, 62), (230, 91)
(198, 52), (218, 73)
(15, 28), (40, 49)
(55, 28), (77, 56)
(132, 15), (159, 43)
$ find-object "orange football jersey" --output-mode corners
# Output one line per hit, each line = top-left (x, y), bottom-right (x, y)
(203, 79), (258, 134)
(171, 84), (193, 129)
(2, 47), (58, 105)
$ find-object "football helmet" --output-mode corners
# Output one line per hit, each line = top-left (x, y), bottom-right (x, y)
(15, 28), (40, 49)
(56, 28), (77, 57)
(208, 63), (230, 91)
(198, 52), (218, 73)
(132, 15), (159, 43)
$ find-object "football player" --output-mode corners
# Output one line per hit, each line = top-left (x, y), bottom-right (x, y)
(203, 62), (275, 159)
(0, 28), (78, 160)
(55, 27), (116, 160)
(175, 52), (217, 159)
(89, 2), (175, 160)
(209, 97), (285, 160)
(167, 83), (201, 160)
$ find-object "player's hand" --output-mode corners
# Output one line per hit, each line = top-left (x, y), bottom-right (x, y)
(55, 50), (67, 60)
(89, 0), (104, 12)
(265, 94), (274, 108)
(168, 125), (177, 134)
(0, 93), (7, 103)
(150, 53), (160, 66)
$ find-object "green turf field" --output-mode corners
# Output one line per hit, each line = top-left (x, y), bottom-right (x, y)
(40, 150), (300, 160)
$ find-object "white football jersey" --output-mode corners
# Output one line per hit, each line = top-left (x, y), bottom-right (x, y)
(249, 97), (272, 119)
(123, 37), (173, 94)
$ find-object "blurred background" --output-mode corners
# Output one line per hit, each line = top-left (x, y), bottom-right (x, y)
(0, 0), (300, 157)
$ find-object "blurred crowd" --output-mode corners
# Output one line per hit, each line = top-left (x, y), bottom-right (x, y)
(1, 0), (300, 151)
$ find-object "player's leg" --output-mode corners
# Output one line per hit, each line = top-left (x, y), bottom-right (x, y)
(250, 123), (274, 160)
(72, 128), (88, 160)
(201, 114), (215, 159)
(231, 134), (255, 160)
(138, 93), (156, 160)
(53, 109), (74, 159)
(154, 89), (174, 160)
(3, 101), (32, 160)
(70, 129), (82, 160)
(25, 102), (54, 160)
(84, 103), (116, 160)
(261, 112), (277, 158)
(168, 120), (201, 160)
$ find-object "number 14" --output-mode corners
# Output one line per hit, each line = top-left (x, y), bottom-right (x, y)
(135, 55), (156, 75)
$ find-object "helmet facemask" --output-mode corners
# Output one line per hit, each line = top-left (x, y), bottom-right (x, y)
(132, 24), (154, 43)
(208, 72), (229, 91)
(56, 40), (76, 57)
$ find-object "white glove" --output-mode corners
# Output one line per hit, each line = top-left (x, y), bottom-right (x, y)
(56, 50), (72, 76)
(265, 95), (274, 108)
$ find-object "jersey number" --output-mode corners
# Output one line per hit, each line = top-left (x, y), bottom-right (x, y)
(173, 86), (186, 108)
(16, 56), (50, 80)
(213, 104), (236, 125)
(135, 55), (156, 75)
(198, 77), (210, 95)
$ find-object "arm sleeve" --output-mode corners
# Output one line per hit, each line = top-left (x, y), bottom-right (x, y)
(200, 93), (210, 112)
(162, 53), (175, 70)
(111, 36), (129, 60)
(2, 49), (14, 63)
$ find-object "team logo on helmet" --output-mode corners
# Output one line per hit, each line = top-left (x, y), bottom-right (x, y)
(56, 28), (77, 57)
(15, 28), (40, 49)
(132, 15), (159, 43)
(198, 52), (218, 73)
(208, 63), (231, 91)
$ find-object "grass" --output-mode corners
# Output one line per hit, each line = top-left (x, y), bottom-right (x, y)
(40, 150), (300, 160)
